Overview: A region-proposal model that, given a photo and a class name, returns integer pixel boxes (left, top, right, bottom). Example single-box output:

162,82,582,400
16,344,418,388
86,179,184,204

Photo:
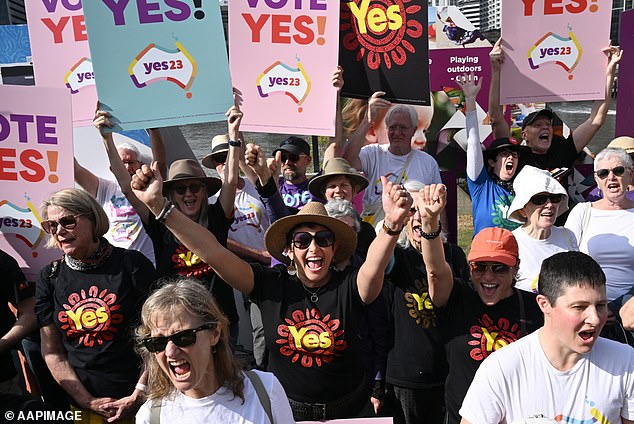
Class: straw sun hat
264,202,357,265
308,158,369,201
163,159,222,196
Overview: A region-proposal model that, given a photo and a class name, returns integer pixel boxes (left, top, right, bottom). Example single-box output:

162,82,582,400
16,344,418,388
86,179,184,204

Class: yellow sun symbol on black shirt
404,278,436,328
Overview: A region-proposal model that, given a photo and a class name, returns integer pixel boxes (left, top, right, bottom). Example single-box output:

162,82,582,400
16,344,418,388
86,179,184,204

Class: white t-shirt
135,370,295,424
460,331,634,424
513,226,578,293
359,144,441,218
96,178,155,266
565,203,634,301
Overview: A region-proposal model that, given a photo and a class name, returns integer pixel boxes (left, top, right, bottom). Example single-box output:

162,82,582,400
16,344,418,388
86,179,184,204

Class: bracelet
155,198,172,222
135,383,148,393
158,203,176,223
420,221,442,240
228,139,242,147
382,221,402,236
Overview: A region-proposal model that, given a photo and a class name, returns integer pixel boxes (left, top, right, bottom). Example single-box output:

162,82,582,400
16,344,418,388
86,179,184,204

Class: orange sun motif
58,285,123,348
341,0,423,70
276,308,347,368
468,314,522,361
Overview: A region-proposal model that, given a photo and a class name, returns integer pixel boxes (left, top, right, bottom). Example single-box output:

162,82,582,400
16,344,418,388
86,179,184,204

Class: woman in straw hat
408,183,543,424
507,165,578,293
130,159,413,420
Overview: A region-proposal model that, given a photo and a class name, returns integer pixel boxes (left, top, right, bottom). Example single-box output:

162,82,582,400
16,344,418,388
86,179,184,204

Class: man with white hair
74,130,160,265
342,92,442,228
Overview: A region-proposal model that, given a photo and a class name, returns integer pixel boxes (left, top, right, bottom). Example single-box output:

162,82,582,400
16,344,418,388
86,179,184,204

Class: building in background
0,0,25,24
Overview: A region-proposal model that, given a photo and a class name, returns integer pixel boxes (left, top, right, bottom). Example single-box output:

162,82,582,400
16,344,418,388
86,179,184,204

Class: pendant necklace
302,283,323,303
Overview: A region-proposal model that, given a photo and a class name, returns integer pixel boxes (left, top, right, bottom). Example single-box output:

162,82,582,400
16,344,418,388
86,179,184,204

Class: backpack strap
245,370,274,424
149,398,161,424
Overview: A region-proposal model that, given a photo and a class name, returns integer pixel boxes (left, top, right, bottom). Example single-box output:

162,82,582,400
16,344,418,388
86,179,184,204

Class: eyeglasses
281,152,305,163
595,166,626,179
41,214,87,234
141,323,217,353
291,230,335,250
122,160,140,166
212,153,227,164
173,183,204,195
470,262,512,274
529,193,565,205
497,150,518,159
387,124,413,133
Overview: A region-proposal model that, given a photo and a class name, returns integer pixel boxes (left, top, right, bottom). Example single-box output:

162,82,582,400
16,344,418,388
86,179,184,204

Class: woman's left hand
100,391,145,423
381,175,413,230
131,161,164,214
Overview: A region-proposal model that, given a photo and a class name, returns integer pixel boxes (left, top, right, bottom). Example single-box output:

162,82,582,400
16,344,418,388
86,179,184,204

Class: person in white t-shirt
135,279,295,424
460,251,634,424
507,166,578,293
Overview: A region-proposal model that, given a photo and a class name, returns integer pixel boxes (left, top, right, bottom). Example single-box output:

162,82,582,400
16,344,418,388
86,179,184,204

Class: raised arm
131,162,255,294
217,103,242,219
0,297,36,355
416,183,454,308
148,128,167,178
247,143,291,223
342,91,391,170
488,38,510,140
324,66,344,162
571,45,622,153
94,109,150,223
357,175,412,304
457,74,485,181
74,157,99,197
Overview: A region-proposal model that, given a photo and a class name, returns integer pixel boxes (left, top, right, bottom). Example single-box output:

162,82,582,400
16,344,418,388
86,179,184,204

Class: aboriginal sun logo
58,285,123,347
341,0,423,70
468,314,521,361
277,307,347,368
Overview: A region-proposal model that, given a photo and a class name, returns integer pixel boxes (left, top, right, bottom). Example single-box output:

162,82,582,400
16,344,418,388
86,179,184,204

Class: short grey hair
385,104,417,128
324,199,361,233
594,147,633,172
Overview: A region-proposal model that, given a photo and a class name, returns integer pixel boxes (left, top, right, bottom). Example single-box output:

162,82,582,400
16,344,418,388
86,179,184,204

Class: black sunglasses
529,193,565,205
141,323,217,353
41,214,87,234
281,152,303,163
173,183,204,195
470,262,512,274
595,166,626,179
212,153,227,164
291,230,335,250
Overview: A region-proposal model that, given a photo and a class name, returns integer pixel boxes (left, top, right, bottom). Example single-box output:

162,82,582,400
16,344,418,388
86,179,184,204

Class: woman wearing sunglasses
565,146,634,343
135,279,294,423
507,165,578,293
410,184,543,424
35,188,156,422
130,161,412,421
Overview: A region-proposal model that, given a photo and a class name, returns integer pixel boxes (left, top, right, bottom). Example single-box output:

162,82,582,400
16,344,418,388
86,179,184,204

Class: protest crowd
2,6,634,424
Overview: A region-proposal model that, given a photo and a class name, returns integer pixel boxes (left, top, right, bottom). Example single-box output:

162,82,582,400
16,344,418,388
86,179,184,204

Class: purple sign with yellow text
230,0,340,136
501,0,611,103
0,85,74,281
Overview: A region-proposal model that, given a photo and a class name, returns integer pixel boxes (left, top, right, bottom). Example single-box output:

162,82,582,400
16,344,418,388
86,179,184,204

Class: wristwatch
228,139,242,147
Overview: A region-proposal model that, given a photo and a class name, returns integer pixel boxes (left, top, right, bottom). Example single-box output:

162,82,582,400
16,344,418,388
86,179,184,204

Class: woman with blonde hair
135,279,294,423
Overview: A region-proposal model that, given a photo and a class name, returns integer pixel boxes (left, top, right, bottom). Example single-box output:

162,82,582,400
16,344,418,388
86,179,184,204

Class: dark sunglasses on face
141,323,217,353
41,214,87,234
470,262,512,274
212,153,227,164
595,166,626,179
173,183,204,195
529,193,565,205
280,152,303,163
291,230,335,250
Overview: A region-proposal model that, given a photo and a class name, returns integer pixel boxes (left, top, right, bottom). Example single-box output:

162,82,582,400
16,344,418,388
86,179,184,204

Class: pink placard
26,0,96,127
0,85,74,281
229,0,339,136
500,0,611,104
299,419,393,424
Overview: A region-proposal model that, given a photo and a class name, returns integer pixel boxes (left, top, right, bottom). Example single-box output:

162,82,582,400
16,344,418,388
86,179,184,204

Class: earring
287,259,297,276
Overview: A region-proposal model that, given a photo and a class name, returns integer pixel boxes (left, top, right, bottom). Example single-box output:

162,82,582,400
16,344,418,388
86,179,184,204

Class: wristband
382,221,402,236
420,221,442,240
158,203,176,224
135,383,148,393
154,197,170,220
228,139,242,147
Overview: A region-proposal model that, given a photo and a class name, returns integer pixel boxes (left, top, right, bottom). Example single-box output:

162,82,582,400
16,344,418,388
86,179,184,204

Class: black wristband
420,221,442,240
228,139,242,147
256,176,277,197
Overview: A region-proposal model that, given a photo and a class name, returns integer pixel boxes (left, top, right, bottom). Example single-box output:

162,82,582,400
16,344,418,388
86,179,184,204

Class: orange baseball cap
467,227,519,266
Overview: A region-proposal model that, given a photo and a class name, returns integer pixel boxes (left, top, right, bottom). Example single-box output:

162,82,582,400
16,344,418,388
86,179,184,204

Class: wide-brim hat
264,202,357,265
202,134,230,169
508,165,568,223
308,158,369,201
521,109,554,130
607,136,634,154
483,138,528,162
163,159,222,196
467,227,518,266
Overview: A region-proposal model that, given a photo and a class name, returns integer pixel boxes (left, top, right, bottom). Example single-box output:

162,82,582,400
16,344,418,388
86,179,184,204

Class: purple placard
616,9,633,137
